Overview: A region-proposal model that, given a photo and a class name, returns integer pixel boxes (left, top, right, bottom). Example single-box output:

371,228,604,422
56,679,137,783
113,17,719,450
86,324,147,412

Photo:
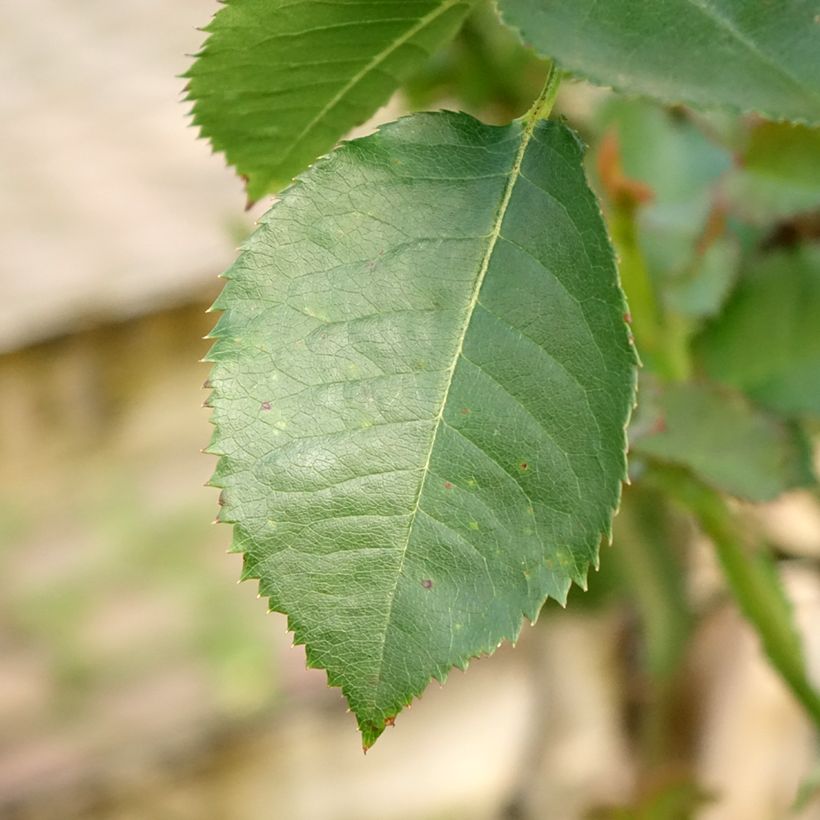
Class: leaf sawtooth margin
184,0,476,202
205,109,637,748
497,0,820,124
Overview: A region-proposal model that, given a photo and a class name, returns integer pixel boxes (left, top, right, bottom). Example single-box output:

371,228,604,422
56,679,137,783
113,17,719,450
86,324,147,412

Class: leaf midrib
369,105,548,700
269,0,471,184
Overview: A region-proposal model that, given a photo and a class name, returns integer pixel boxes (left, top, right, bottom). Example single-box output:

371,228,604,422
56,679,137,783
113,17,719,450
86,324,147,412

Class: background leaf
696,245,820,416
724,122,820,224
631,380,815,501
663,237,740,320
186,0,476,201
594,100,737,319
207,110,636,747
497,0,820,122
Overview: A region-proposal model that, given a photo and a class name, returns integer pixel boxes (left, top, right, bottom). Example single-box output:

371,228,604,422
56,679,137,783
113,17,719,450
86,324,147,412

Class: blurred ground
1,1,819,819
0,307,565,820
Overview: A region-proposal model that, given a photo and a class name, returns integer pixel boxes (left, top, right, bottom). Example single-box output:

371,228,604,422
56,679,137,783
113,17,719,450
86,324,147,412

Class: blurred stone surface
0,0,250,351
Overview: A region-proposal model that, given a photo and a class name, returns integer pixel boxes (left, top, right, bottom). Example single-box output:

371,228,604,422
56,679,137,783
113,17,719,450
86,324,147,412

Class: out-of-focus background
1,2,819,818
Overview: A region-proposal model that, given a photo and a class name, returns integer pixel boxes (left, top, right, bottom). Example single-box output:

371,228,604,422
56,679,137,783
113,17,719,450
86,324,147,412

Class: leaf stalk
524,62,562,124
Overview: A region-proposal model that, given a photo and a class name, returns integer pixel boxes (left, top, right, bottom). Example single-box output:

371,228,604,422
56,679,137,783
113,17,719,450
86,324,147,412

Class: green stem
614,488,690,684
610,205,664,364
523,62,562,125
609,204,692,381
612,486,692,770
663,311,694,383
654,467,820,728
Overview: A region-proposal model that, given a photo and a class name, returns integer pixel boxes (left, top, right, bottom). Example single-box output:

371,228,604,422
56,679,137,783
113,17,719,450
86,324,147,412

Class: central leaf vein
274,0,470,173
370,88,555,692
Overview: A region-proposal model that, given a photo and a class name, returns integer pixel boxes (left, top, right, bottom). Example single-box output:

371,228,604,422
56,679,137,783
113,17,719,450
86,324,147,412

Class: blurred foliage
589,776,712,819
402,5,820,812
793,761,820,814
632,379,814,502
725,122,820,225
696,246,820,416
0,309,281,746
403,1,549,122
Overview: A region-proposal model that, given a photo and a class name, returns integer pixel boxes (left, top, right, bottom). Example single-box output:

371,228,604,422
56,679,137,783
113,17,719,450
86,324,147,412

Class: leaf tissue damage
206,108,637,747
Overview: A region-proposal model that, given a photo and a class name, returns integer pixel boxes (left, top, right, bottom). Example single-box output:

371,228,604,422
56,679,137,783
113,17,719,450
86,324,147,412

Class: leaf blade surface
208,110,636,746
186,0,475,200
498,0,820,122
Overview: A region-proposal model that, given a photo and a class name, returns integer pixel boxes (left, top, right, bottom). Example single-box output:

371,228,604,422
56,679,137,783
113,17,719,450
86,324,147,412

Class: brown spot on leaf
421,579,433,589
443,481,453,490
261,401,272,411
384,715,396,727
460,407,471,415
519,462,528,471
623,312,632,324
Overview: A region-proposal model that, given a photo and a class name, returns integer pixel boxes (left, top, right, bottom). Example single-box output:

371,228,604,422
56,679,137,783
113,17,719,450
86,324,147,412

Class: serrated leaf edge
495,4,820,126
184,0,477,201
204,109,638,748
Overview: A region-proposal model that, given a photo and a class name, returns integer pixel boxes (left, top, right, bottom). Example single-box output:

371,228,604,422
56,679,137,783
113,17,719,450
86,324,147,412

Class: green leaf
497,0,820,122
601,102,730,209
186,0,476,202
696,246,820,416
207,108,636,747
664,236,740,319
725,122,820,224
632,380,814,502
